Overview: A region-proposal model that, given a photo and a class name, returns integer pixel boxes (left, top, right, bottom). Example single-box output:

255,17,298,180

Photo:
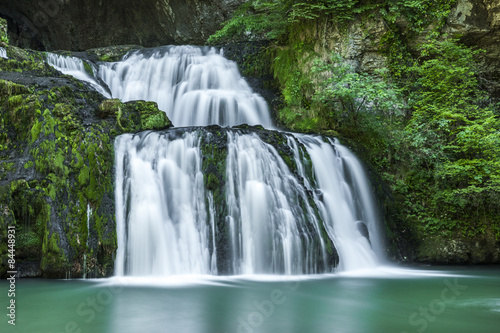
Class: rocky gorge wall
0,0,245,51
276,0,500,97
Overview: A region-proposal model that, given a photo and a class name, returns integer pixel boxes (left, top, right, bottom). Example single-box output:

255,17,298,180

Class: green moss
0,17,9,44
97,99,172,132
206,173,220,191
139,105,171,130
83,61,94,77
0,80,30,99
99,54,112,62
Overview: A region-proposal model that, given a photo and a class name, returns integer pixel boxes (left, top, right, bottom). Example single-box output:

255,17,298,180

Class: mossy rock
98,99,172,131
0,43,173,278
86,45,143,62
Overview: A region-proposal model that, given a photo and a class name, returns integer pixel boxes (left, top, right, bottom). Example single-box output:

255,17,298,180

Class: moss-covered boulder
0,46,172,278
86,45,143,62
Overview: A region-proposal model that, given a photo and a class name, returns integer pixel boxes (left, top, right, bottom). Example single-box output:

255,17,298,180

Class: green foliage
0,17,8,44
402,40,500,230
208,0,377,44
382,0,456,36
312,53,403,127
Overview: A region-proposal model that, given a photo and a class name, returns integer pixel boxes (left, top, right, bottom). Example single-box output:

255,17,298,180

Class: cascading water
45,53,111,98
298,136,384,271
47,46,271,127
83,204,92,279
225,132,331,274
114,131,213,276
99,46,271,127
46,47,385,276
0,47,7,59
113,127,383,276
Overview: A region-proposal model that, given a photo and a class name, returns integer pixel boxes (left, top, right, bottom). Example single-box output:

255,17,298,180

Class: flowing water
46,53,111,98
112,128,385,275
0,47,7,59
98,46,271,127
114,131,213,276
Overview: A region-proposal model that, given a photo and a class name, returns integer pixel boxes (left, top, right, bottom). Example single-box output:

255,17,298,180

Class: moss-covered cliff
0,43,171,278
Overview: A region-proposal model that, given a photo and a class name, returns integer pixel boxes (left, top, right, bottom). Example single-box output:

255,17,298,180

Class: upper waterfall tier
46,46,272,128
45,53,111,98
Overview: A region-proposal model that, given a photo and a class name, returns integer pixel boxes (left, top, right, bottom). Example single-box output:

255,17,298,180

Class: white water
114,129,383,275
0,47,7,59
45,53,111,98
225,132,329,274
114,131,214,276
298,136,383,271
46,46,271,127
99,46,271,127
83,204,92,279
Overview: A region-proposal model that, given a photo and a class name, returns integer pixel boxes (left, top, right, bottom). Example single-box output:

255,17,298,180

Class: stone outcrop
445,0,500,96
0,0,244,51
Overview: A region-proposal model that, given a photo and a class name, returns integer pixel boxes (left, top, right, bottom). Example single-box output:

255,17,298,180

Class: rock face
445,0,500,96
0,44,172,278
0,0,244,51
287,0,500,97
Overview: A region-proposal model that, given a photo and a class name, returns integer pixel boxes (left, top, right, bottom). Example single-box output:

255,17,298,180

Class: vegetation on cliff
210,0,500,262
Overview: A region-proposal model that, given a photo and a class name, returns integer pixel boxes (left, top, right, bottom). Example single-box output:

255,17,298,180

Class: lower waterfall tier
114,126,384,276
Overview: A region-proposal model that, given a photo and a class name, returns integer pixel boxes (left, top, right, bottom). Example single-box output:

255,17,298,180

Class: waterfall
46,46,385,276
46,46,271,127
298,136,383,271
114,131,214,276
98,46,271,127
45,53,111,98
83,204,92,279
0,47,7,59
114,128,383,275
225,132,331,274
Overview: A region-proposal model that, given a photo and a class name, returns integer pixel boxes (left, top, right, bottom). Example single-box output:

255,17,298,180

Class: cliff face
0,0,498,93
294,0,500,97
445,0,500,96
0,0,244,51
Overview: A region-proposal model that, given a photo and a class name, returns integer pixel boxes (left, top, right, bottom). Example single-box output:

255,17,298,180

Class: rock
444,0,500,97
0,0,245,51
85,45,143,62
417,234,500,264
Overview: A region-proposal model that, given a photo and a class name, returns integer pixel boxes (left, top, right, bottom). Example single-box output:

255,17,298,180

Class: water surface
2,266,499,333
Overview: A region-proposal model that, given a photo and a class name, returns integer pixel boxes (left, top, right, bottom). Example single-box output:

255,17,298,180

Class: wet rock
0,0,245,51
